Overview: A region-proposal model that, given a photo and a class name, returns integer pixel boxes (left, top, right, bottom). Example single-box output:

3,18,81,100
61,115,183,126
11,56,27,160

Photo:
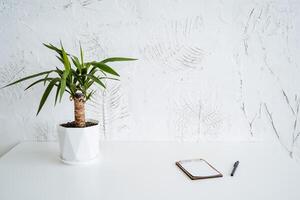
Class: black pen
230,161,239,176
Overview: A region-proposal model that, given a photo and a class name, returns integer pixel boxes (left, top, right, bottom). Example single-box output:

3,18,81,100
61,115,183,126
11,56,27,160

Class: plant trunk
74,93,86,127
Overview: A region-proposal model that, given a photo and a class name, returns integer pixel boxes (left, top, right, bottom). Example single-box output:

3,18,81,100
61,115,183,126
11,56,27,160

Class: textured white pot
57,120,100,165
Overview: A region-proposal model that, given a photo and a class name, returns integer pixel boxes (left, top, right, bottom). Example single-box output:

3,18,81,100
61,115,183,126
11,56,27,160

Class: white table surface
0,141,299,200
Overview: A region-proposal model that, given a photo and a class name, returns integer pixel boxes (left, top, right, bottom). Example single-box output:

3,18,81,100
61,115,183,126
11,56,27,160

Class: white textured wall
0,0,300,159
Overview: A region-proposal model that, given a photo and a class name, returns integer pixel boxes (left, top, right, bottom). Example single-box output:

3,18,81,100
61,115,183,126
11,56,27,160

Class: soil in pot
60,121,98,128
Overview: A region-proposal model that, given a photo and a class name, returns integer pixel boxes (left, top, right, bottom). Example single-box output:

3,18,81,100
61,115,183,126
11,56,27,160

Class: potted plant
2,42,136,164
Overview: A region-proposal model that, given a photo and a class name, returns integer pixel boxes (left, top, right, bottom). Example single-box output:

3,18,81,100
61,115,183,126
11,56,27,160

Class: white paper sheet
179,159,219,177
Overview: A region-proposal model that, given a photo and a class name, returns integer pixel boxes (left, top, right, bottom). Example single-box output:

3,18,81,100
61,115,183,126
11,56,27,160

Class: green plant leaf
43,43,72,56
71,56,82,73
55,67,63,77
90,62,120,76
86,90,96,101
43,73,49,86
69,82,76,95
61,46,71,71
43,43,62,54
36,78,59,115
1,70,54,89
85,80,94,90
80,43,84,68
59,44,71,101
56,56,64,64
54,83,61,106
84,62,92,69
80,65,88,84
101,57,137,63
25,77,54,91
82,74,106,89
59,69,70,101
99,77,120,81
71,69,83,85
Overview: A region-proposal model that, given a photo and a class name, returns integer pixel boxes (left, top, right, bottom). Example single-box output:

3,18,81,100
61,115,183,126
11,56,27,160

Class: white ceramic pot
57,120,100,165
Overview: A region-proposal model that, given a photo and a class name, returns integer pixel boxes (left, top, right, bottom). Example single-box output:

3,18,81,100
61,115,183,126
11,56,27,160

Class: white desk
0,141,299,200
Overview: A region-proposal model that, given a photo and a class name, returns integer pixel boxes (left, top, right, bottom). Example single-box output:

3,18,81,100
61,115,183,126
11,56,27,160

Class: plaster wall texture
0,0,300,160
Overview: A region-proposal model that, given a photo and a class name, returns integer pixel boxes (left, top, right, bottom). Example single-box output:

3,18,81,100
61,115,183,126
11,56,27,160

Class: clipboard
176,158,223,180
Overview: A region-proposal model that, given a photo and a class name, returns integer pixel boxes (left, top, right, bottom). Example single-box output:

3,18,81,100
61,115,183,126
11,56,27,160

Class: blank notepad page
179,159,219,177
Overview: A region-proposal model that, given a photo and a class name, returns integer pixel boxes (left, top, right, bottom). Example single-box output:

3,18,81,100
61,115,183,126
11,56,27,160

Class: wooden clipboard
176,158,223,180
